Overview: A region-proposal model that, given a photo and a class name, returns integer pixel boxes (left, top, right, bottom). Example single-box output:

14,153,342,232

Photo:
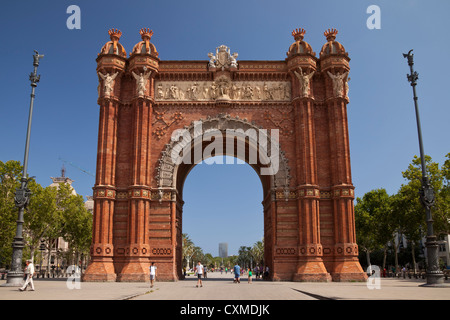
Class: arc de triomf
83,27,367,282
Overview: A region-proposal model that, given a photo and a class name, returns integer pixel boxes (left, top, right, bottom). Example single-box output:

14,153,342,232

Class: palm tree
238,246,252,269
182,233,194,270
251,240,264,267
191,246,204,267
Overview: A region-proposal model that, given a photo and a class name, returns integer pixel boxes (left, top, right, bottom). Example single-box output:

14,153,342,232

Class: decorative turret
129,28,160,98
96,29,127,100
319,28,347,58
286,28,317,99
319,28,350,101
99,29,127,58
130,28,159,57
287,28,315,57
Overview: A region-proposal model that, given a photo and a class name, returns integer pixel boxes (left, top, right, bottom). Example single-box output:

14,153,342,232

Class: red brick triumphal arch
83,27,367,282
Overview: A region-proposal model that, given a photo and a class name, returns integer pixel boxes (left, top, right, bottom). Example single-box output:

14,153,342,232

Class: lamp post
3,51,44,286
39,240,45,278
403,49,444,286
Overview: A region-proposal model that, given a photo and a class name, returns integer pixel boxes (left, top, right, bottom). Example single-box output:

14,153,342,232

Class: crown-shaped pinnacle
292,28,306,41
140,28,154,40
324,28,338,42
139,28,153,54
108,29,122,55
108,28,122,41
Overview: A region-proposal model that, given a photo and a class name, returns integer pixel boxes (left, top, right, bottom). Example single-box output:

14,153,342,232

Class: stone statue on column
230,52,238,68
294,68,314,97
208,52,216,68
98,71,118,97
132,68,152,96
345,77,350,101
327,71,348,98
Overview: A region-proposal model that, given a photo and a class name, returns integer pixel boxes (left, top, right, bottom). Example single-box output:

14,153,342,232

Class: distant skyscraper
219,243,228,258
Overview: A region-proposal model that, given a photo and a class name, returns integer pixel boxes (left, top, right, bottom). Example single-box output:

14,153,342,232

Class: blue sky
1,1,449,256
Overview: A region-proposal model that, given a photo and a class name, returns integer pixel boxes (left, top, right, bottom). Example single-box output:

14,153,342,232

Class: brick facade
82,28,367,282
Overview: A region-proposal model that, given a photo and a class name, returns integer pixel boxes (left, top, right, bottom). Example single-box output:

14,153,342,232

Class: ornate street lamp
3,51,44,286
403,49,444,286
39,239,46,278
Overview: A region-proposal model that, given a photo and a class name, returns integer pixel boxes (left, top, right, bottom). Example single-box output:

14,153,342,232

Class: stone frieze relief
155,80,291,102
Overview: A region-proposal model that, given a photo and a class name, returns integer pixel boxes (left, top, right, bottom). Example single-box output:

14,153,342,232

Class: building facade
83,27,367,282
38,168,94,275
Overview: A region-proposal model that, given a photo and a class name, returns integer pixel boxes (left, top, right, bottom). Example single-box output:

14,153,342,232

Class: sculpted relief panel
155,80,291,102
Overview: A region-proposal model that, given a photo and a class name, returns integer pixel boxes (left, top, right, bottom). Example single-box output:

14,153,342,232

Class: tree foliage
56,183,92,261
355,153,450,270
355,188,393,266
0,160,23,265
0,160,92,267
181,233,265,271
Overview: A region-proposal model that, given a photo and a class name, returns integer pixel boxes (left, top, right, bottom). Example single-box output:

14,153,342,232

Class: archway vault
156,114,291,280
83,28,367,283
156,114,291,199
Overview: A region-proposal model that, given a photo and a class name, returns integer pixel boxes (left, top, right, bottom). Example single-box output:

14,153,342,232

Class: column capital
331,185,355,199
296,185,320,199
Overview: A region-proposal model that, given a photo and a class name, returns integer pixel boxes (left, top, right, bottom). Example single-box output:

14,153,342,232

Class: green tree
191,246,204,266
57,183,92,265
250,240,264,267
441,153,450,232
182,233,195,270
23,181,59,263
203,253,214,269
393,154,450,271
238,246,252,268
402,155,449,233
355,188,393,269
1,160,93,270
0,160,24,267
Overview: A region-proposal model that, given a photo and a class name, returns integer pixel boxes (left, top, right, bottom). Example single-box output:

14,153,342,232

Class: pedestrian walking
149,262,157,288
233,263,240,283
264,266,269,280
248,268,252,283
254,266,259,279
196,261,204,287
19,260,35,291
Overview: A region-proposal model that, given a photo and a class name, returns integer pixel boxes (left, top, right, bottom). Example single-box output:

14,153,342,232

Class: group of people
196,262,270,286
16,259,270,292
18,260,159,292
252,265,270,280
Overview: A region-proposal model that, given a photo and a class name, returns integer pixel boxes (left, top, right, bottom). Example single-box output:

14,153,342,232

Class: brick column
83,98,119,281
293,97,331,281
315,28,366,281
327,97,366,281
117,97,153,281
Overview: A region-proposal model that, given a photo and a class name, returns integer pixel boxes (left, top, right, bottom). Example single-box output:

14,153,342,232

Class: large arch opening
152,114,292,280
181,155,264,275
169,125,282,280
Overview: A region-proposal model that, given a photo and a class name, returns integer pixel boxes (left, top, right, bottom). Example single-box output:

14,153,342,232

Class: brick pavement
1,271,449,301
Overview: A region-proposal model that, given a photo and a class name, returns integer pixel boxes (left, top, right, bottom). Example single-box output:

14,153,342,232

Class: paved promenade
1,271,449,301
